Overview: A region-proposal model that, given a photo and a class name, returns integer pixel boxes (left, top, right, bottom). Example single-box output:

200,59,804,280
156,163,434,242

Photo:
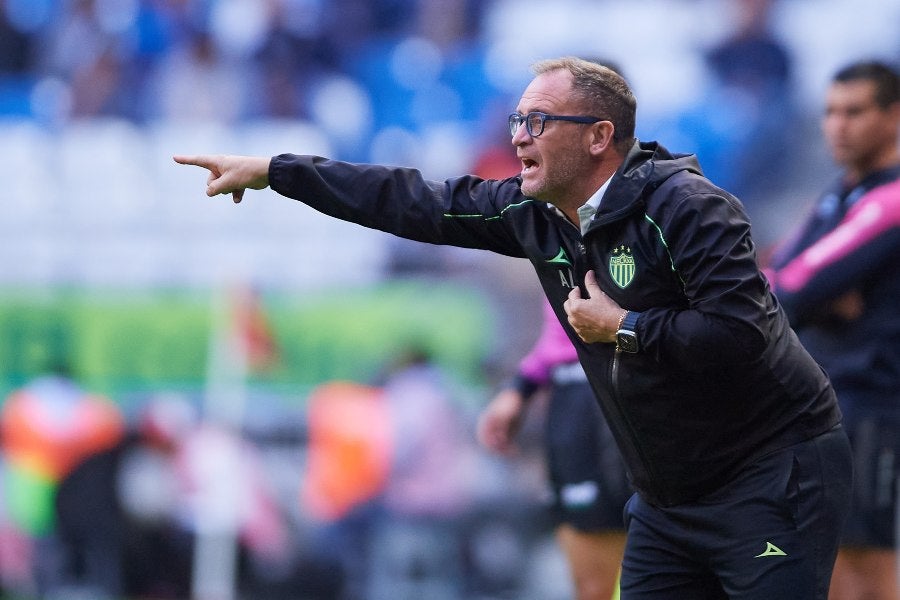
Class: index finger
173,154,217,169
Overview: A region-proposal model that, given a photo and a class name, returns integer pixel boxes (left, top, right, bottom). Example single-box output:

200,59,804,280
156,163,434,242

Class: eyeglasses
508,111,603,138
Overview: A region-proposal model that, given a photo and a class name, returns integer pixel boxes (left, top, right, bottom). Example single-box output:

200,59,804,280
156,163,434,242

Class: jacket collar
591,139,702,227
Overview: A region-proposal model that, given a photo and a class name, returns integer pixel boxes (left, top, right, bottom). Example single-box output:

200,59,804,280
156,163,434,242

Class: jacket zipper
580,227,664,504
608,346,664,502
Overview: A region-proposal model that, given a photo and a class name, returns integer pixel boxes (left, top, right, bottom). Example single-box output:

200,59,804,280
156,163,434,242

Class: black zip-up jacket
269,140,842,507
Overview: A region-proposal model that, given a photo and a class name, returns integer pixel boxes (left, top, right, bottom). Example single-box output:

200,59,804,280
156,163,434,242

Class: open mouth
521,158,538,173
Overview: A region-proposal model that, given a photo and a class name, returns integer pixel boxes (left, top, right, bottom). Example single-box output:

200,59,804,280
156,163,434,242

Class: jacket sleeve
766,180,900,326
639,180,772,369
268,154,528,258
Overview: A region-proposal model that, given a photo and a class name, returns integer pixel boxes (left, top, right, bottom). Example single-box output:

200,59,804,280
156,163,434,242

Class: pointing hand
173,154,271,204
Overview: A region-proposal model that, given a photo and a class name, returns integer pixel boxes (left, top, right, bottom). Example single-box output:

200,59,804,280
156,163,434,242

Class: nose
511,121,530,146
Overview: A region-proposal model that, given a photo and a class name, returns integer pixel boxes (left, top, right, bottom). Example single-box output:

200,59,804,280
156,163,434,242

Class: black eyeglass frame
508,111,603,138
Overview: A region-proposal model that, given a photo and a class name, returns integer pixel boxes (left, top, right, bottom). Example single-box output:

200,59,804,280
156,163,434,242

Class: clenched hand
564,270,626,344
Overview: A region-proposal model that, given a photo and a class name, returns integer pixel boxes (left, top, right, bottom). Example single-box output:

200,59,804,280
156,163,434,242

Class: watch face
616,331,638,353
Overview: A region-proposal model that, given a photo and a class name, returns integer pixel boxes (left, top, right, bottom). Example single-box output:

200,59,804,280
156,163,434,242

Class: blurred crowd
2,0,899,243
0,0,496,163
0,355,560,600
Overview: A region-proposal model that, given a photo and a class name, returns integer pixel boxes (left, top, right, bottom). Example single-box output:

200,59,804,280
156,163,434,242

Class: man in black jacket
175,56,852,599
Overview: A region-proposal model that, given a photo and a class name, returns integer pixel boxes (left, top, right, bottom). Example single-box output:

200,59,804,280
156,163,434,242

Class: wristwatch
616,311,641,354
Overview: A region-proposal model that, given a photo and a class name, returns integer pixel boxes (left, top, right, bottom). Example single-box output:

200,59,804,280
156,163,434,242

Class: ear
589,120,616,156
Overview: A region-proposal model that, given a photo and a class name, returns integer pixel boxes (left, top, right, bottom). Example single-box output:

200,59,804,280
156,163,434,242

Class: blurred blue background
0,0,899,599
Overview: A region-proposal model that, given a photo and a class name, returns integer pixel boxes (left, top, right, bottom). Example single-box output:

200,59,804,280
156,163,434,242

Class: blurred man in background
478,299,630,600
764,59,900,600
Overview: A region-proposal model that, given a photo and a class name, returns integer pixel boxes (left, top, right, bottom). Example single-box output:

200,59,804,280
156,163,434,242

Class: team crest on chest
609,245,635,289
